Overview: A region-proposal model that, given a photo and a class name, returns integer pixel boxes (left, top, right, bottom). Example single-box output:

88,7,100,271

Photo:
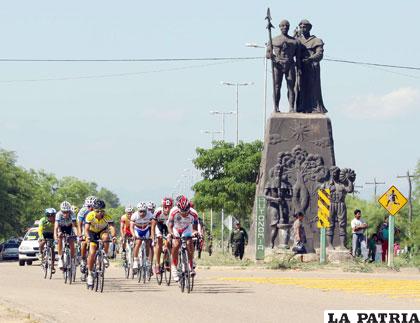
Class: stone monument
250,9,356,256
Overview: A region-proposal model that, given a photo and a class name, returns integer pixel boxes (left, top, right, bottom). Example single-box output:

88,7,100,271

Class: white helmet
147,201,156,210
125,205,134,213
60,201,72,212
137,202,147,212
84,196,97,207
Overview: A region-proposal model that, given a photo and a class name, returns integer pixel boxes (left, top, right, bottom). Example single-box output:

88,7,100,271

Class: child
375,236,383,263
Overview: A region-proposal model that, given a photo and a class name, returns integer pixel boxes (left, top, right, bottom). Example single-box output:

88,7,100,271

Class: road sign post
256,196,266,260
378,185,408,267
317,189,330,264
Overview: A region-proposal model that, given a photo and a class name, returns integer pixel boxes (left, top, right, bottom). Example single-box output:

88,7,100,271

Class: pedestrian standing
229,221,248,260
378,217,389,262
292,212,307,262
351,209,368,260
375,237,383,263
368,234,377,263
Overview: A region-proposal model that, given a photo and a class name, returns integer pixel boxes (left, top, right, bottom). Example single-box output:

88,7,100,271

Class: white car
0,241,19,261
18,228,40,266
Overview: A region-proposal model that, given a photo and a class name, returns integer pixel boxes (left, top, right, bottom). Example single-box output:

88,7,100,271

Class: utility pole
365,178,385,199
397,170,420,236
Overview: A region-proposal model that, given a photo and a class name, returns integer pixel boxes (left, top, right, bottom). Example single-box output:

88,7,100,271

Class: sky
0,1,419,205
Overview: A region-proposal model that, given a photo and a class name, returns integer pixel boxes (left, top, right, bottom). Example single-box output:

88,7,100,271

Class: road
0,261,419,323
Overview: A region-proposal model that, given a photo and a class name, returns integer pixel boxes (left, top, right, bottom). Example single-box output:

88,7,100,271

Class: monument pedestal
250,112,336,252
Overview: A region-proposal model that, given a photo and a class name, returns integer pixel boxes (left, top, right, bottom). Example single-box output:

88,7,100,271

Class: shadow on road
101,277,165,293
192,282,253,294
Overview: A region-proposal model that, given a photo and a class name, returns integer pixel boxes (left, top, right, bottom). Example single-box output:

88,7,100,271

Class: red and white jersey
130,211,155,229
154,207,169,223
168,207,198,231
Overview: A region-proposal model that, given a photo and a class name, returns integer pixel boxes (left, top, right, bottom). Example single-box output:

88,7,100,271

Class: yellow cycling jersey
85,211,114,233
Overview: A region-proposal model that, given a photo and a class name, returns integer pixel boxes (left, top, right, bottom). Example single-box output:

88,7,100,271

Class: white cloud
343,87,420,119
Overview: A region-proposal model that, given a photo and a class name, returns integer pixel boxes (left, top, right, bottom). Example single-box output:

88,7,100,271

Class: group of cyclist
37,194,203,287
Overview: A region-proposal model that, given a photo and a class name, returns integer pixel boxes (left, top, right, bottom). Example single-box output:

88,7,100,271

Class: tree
97,187,120,208
192,141,263,226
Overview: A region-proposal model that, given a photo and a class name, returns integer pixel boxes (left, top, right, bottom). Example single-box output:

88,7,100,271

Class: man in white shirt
351,209,368,259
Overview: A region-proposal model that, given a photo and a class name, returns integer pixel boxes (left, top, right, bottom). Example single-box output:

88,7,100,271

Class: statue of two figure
267,19,327,114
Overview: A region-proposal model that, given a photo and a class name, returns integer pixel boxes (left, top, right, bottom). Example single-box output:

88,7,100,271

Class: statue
324,167,356,250
266,19,300,113
296,19,327,113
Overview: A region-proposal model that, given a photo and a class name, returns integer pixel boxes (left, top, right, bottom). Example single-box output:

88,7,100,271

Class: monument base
315,248,352,263
250,112,336,252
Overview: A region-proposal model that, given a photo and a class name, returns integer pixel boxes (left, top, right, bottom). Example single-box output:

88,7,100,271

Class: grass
196,250,254,268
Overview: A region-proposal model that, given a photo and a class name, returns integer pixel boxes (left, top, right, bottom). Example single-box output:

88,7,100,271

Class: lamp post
221,81,253,145
201,130,222,147
246,43,268,138
209,110,235,141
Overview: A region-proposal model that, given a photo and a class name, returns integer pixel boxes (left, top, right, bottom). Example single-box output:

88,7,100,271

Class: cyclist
167,195,199,282
120,205,134,260
147,201,156,214
77,196,96,274
54,201,77,270
85,199,117,287
152,197,173,274
130,202,155,272
38,208,57,273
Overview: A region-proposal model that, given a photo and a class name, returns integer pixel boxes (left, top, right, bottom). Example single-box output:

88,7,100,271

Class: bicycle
41,239,55,280
62,234,76,285
135,236,151,284
122,236,134,279
79,237,89,283
155,236,172,286
87,239,111,293
177,236,192,293
194,235,204,259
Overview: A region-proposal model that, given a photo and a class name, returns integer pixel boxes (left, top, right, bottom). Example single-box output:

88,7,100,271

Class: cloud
343,87,420,119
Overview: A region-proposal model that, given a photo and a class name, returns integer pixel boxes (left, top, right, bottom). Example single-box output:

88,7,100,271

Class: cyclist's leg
101,231,110,254
182,227,194,271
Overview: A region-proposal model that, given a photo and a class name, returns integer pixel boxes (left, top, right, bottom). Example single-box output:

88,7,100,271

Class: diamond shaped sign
378,185,408,216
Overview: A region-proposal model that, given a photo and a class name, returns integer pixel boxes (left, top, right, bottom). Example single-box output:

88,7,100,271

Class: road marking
219,277,420,301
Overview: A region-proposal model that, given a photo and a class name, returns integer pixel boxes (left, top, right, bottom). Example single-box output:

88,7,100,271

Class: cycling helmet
125,205,134,213
147,201,156,210
137,202,147,212
93,199,106,210
60,201,72,212
176,195,190,212
71,205,79,214
162,197,174,208
84,196,97,207
45,208,57,216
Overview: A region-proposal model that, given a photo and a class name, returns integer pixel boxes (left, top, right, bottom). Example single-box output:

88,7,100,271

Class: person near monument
230,221,248,260
378,216,389,262
266,19,300,112
292,212,307,262
325,167,355,250
296,19,327,113
351,209,368,259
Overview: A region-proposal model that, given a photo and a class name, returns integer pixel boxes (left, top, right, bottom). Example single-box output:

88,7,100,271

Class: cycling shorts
155,222,168,238
173,225,192,238
42,232,54,240
124,230,133,238
134,226,150,239
88,229,108,246
58,225,73,236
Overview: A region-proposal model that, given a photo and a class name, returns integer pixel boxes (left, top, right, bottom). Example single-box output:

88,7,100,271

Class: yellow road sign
317,188,330,228
378,185,408,216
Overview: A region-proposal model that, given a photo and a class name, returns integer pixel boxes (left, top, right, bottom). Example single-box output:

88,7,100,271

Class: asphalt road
0,261,419,323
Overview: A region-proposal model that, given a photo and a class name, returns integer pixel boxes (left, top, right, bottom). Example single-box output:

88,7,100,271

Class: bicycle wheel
186,271,191,293
94,254,101,292
98,257,105,293
137,265,142,283
72,259,77,282
124,259,130,279
42,249,48,279
48,247,53,280
191,273,194,291
180,273,185,293
68,255,73,285
156,261,163,285
63,251,69,284
163,249,171,286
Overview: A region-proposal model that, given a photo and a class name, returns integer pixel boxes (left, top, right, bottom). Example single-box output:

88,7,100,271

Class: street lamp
246,42,268,139
221,81,253,145
209,110,235,141
201,129,222,147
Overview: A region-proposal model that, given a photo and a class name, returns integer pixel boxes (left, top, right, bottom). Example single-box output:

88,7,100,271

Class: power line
0,56,262,62
324,56,420,71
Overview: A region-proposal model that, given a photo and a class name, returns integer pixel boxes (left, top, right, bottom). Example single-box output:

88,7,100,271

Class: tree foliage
0,147,121,240
192,141,263,225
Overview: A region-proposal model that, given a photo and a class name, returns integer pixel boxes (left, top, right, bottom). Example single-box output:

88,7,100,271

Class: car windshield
25,231,39,241
5,243,19,248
